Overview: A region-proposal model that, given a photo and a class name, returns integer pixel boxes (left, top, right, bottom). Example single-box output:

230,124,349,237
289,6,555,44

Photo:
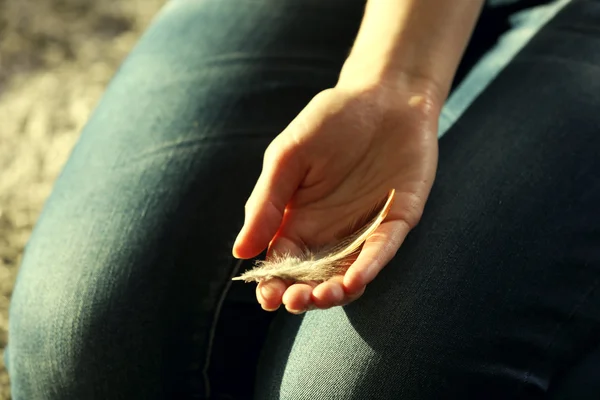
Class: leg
6,0,563,398
256,1,600,398
6,1,367,398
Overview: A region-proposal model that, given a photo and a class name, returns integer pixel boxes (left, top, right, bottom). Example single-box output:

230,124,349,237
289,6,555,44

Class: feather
232,188,396,283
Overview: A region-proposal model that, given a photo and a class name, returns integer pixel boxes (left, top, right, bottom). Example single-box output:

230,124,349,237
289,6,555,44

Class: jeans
6,0,600,398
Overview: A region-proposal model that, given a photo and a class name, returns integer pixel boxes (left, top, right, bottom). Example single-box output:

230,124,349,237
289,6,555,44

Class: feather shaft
232,189,396,283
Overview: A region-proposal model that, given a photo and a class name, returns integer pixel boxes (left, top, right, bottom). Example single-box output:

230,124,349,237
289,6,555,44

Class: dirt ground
0,0,165,397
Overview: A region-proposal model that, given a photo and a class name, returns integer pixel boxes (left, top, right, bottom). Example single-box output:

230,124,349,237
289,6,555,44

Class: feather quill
232,188,396,283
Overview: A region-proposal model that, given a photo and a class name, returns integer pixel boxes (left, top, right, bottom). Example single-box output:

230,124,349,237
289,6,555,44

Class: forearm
339,0,485,105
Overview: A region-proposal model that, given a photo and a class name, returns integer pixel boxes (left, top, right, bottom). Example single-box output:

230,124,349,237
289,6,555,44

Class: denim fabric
6,2,368,398
6,0,600,399
439,0,571,135
257,1,600,398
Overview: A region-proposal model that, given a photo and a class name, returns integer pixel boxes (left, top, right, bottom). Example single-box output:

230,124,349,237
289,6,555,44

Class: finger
340,284,367,306
258,236,304,311
282,283,315,314
343,219,411,294
256,278,289,311
232,137,305,259
312,276,345,309
267,234,305,259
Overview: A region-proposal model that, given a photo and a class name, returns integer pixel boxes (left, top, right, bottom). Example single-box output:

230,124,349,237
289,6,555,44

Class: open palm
233,85,439,313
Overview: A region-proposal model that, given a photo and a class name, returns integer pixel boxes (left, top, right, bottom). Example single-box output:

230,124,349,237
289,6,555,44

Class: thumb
232,138,305,259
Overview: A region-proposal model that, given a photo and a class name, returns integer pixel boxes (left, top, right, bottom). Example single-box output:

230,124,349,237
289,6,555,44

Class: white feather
232,189,396,283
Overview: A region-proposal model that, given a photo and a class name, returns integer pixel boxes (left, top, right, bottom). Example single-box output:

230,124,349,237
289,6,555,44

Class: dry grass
0,0,165,397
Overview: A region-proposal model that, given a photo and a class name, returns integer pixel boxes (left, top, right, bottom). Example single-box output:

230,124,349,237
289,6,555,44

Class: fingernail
243,205,252,224
343,271,364,293
232,229,244,255
260,285,273,299
286,307,305,315
261,303,280,312
342,275,353,291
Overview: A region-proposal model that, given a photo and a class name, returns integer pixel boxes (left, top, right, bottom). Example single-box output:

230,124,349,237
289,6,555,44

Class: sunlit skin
234,85,439,313
233,0,485,313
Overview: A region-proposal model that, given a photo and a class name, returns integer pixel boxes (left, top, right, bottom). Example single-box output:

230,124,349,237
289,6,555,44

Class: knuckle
263,136,292,165
263,140,279,162
399,192,425,229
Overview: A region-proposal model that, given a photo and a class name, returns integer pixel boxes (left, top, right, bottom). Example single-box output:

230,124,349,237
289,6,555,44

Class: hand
232,80,440,313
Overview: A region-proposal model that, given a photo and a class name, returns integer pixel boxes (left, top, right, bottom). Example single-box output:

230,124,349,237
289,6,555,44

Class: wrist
337,0,484,114
336,61,445,118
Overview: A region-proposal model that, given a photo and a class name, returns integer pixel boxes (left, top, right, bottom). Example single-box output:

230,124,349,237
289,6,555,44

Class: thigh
6,1,366,399
256,1,600,399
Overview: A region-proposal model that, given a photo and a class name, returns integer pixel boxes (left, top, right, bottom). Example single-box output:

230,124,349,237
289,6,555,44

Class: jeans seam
201,257,245,399
515,275,600,395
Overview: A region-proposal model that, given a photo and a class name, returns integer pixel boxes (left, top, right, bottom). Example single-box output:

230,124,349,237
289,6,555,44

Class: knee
7,219,171,399
256,306,523,399
7,233,143,399
7,265,89,399
256,308,386,399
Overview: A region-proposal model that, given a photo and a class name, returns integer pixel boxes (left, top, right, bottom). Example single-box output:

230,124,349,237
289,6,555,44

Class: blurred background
0,0,165,397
